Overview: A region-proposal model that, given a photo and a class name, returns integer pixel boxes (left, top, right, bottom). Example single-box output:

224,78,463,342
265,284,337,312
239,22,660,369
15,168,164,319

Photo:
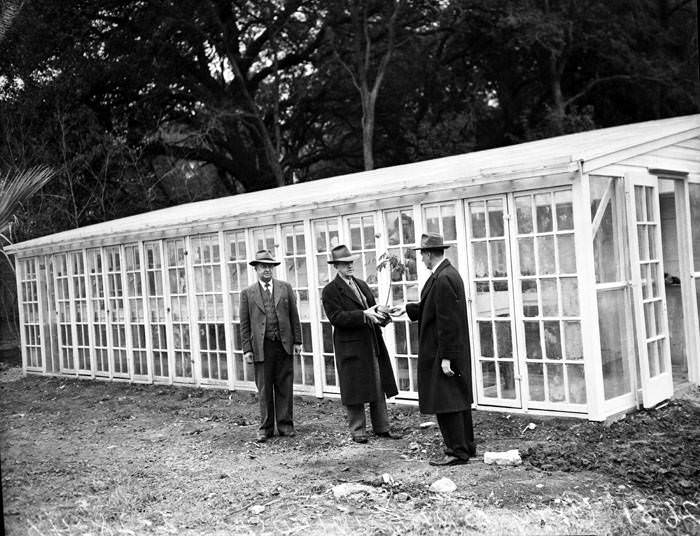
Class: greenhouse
6,114,700,421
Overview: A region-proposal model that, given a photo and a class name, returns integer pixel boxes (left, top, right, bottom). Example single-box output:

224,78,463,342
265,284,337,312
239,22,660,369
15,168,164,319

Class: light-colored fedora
249,249,281,266
327,244,359,264
412,232,451,251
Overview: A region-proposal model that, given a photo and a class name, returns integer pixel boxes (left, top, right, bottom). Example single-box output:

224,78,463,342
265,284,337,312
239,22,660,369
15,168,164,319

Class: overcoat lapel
420,273,436,301
273,278,283,306
335,275,365,308
252,283,265,312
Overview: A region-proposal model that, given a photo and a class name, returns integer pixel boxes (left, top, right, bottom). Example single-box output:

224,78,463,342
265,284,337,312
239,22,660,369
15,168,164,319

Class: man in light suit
322,244,402,443
393,233,475,466
240,249,303,442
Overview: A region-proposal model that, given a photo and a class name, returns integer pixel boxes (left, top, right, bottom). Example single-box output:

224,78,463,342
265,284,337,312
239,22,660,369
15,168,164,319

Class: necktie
264,283,272,299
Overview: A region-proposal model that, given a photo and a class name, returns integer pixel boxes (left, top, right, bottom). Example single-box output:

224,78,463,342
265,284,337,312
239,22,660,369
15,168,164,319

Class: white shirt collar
260,279,273,292
430,257,448,273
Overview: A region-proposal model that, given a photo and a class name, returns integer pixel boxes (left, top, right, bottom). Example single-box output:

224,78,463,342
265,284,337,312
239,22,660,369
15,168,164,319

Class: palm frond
0,165,55,240
0,0,24,43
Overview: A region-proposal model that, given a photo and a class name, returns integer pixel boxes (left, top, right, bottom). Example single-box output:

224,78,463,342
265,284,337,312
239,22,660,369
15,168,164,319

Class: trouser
344,351,389,438
253,339,294,436
436,408,476,460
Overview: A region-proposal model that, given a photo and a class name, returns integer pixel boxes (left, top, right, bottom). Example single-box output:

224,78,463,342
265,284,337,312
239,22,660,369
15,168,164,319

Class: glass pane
524,321,542,359
657,339,668,374
540,279,558,316
647,340,659,376
555,190,573,231
493,280,509,317
424,206,440,234
443,205,457,240
395,324,407,354
522,279,538,317
397,357,410,391
544,321,562,360
516,196,533,234
495,321,512,358
479,321,494,357
558,235,576,274
499,362,516,399
527,363,544,401
490,240,507,277
473,242,488,278
560,278,579,316
567,364,586,404
322,323,333,353
597,288,632,399
538,236,556,274
487,199,504,237
645,187,655,222
518,238,535,276
564,321,583,360
482,361,497,396
409,322,418,354
690,184,700,271
635,186,646,221
644,301,657,338
304,355,314,384
475,281,491,316
385,211,400,245
547,364,565,402
648,224,657,259
402,213,415,244
638,225,649,261
302,323,312,353
470,203,486,239
535,193,553,232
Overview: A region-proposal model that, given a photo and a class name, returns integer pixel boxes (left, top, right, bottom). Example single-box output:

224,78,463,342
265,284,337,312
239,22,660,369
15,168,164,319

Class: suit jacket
406,259,472,413
239,278,302,362
321,275,398,405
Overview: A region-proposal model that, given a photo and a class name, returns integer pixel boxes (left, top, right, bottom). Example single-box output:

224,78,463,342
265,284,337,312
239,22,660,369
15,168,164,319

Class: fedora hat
412,232,451,251
327,244,359,264
249,249,281,266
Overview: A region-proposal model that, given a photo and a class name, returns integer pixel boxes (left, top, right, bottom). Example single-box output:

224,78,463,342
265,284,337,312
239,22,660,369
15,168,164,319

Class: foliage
376,251,407,304
0,0,697,241
0,165,54,247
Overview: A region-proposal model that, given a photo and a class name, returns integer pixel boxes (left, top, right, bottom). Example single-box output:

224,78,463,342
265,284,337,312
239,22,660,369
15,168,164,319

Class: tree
327,0,404,171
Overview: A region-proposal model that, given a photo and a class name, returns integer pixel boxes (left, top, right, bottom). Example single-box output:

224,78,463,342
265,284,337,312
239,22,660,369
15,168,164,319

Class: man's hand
441,359,454,377
389,305,406,317
244,352,254,364
363,306,384,324
293,344,303,356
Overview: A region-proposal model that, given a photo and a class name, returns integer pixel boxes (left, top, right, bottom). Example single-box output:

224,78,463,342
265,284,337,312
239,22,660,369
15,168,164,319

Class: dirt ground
1,363,699,536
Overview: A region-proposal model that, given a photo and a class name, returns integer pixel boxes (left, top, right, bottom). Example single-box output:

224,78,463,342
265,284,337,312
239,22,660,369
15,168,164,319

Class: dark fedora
249,249,281,266
327,244,359,264
412,232,451,251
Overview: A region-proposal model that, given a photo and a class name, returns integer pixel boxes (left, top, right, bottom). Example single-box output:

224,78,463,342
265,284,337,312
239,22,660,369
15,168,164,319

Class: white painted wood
35,256,48,374
137,240,154,383
15,257,28,373
218,230,235,392
119,244,134,381
625,171,674,407
184,235,200,387
7,116,698,257
674,180,700,384
101,247,114,380
575,173,604,420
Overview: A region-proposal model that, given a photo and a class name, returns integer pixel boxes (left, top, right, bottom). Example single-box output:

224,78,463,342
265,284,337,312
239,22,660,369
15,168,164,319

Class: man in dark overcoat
321,244,401,443
240,249,303,442
393,233,475,465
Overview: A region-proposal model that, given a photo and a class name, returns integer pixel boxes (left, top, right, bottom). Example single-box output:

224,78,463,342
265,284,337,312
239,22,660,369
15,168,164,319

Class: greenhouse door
626,172,674,408
465,196,521,408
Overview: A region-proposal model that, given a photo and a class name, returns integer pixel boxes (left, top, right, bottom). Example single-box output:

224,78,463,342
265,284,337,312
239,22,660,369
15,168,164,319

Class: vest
261,283,280,340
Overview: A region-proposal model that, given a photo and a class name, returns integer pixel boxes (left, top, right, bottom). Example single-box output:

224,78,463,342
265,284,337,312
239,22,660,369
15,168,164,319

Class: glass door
312,217,341,394
466,197,520,408
513,189,587,411
165,238,195,383
626,173,673,407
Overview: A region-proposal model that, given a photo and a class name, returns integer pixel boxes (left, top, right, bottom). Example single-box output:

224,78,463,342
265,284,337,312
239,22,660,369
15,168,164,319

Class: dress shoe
429,455,469,466
376,430,403,439
256,433,271,443
279,430,296,438
352,435,368,444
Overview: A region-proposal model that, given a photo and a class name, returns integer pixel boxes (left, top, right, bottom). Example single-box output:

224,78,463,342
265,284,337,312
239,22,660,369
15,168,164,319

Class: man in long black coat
394,233,475,465
321,244,401,443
